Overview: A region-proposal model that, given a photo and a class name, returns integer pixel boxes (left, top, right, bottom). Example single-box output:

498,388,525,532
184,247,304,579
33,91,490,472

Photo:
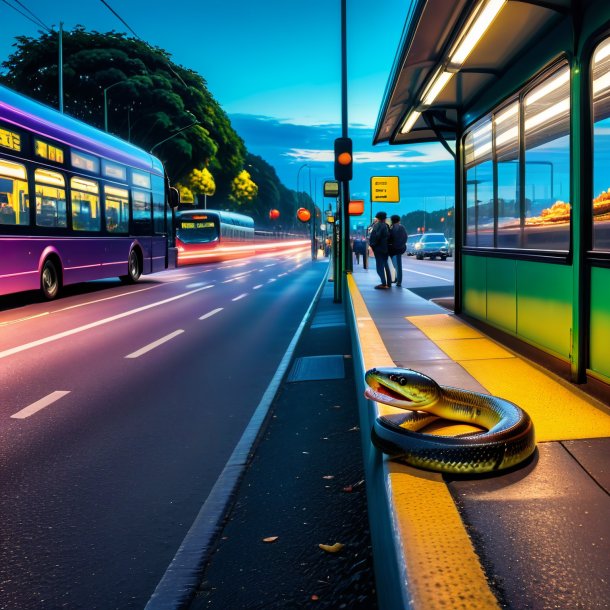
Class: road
0,247,326,610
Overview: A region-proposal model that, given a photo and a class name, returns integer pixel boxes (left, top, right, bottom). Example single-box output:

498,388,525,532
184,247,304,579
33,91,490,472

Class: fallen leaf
322,475,334,480
262,536,279,543
319,542,344,553
348,426,360,432
342,485,353,493
311,594,319,601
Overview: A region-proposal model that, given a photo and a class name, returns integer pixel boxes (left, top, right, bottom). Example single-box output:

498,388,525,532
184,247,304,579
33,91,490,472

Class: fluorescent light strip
422,70,454,106
526,69,570,106
524,97,570,131
449,0,507,66
400,110,421,134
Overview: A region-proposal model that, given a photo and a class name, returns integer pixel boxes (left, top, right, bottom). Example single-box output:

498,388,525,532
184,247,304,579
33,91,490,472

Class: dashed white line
11,391,71,419
253,284,263,290
0,284,213,361
277,273,288,277
125,330,185,359
232,293,248,302
268,278,277,283
199,308,223,320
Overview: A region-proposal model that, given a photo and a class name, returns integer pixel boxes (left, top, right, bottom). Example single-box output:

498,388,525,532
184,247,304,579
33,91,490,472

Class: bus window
132,189,152,231
35,169,67,228
71,177,100,231
104,185,129,233
0,158,29,226
592,37,610,251
152,174,165,234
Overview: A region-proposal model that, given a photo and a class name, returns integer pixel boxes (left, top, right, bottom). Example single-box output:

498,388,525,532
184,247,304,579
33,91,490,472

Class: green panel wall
590,267,610,380
462,255,487,320
516,261,573,359
486,258,517,333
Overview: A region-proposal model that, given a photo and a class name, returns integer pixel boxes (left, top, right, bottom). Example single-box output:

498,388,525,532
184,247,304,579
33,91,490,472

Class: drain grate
287,355,346,382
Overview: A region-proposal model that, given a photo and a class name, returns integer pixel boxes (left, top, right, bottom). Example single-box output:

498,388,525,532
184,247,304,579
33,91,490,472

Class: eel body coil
364,367,536,474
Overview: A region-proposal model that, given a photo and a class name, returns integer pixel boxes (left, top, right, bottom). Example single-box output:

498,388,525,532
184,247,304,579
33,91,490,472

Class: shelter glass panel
495,102,520,248
523,65,570,251
592,37,610,251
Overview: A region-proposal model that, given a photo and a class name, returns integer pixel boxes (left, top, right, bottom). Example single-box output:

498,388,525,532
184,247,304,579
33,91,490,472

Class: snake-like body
364,367,536,474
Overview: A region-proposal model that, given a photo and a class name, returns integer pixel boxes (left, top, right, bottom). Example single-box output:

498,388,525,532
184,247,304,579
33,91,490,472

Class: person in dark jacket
368,211,392,289
389,214,407,287
353,236,367,264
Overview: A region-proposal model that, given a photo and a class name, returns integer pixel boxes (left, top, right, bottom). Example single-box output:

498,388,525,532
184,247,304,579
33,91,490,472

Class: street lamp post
297,163,316,260
104,80,129,133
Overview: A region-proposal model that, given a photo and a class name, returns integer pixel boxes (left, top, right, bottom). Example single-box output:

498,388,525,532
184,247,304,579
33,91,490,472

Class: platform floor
349,261,610,610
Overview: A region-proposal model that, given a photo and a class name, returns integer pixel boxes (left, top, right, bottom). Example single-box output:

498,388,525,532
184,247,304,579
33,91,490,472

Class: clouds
230,113,456,214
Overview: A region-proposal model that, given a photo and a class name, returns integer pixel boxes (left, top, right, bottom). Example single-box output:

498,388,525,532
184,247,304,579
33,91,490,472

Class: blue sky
0,0,454,218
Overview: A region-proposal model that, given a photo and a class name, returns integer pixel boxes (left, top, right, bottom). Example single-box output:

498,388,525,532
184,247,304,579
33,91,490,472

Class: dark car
406,234,422,256
414,233,450,260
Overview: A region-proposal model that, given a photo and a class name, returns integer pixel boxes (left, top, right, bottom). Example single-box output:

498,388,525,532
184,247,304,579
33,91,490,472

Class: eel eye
399,377,407,385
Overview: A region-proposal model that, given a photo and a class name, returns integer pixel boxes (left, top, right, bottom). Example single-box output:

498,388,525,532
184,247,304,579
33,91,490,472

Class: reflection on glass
523,65,570,251
592,37,610,251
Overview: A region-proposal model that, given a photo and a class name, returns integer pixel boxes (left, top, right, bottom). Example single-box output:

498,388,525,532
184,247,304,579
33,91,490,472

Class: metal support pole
340,0,351,279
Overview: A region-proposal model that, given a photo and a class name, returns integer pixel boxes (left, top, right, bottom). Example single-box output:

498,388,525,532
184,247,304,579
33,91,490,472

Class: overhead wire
1,0,52,32
98,0,190,91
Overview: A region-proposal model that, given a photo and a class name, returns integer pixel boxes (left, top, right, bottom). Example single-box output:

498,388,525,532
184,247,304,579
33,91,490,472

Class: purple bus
0,84,178,299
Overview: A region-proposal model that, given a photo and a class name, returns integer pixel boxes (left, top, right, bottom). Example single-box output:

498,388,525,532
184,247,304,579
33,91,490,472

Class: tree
187,167,216,196
0,28,245,189
230,170,258,205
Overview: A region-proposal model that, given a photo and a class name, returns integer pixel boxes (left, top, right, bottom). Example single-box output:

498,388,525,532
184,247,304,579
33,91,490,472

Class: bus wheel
41,258,61,300
122,248,141,283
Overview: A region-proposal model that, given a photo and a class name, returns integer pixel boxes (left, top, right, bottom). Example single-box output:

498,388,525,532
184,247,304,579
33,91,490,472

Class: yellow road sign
371,176,400,202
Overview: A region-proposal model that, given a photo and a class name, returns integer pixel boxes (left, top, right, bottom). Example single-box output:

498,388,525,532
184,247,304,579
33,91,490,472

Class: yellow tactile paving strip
347,276,500,610
407,314,610,442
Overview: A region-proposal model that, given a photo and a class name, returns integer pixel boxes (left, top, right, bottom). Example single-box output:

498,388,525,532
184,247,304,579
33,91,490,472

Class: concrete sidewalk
348,262,610,610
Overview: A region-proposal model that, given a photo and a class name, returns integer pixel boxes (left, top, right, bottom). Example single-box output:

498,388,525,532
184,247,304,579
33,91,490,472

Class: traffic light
334,137,353,181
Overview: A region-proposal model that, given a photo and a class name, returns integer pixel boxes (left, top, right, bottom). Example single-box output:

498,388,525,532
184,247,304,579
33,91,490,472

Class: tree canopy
0,27,245,194
1,28,309,227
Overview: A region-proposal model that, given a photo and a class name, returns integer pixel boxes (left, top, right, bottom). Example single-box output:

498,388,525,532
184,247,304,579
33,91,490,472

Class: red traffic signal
269,209,280,220
334,137,352,181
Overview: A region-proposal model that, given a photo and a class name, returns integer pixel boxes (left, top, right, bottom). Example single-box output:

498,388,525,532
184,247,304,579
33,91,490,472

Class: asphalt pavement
188,278,377,609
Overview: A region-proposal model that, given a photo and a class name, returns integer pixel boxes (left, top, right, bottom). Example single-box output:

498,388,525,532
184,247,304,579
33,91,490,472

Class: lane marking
221,279,235,284
264,263,276,268
406,268,452,282
199,308,223,320
268,278,276,283
125,330,184,359
0,285,213,361
232,293,247,302
11,391,71,419
253,284,263,290
277,272,288,277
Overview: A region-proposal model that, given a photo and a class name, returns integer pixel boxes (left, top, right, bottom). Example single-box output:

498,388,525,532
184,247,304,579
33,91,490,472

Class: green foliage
401,208,454,237
0,27,245,187
187,167,216,196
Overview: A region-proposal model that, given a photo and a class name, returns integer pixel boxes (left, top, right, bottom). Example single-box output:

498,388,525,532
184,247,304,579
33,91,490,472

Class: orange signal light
337,152,352,165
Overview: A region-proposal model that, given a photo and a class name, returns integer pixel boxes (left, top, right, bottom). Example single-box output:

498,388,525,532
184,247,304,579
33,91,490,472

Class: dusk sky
0,0,455,221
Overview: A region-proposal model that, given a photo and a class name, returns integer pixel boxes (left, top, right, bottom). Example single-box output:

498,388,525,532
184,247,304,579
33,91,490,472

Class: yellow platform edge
347,276,501,610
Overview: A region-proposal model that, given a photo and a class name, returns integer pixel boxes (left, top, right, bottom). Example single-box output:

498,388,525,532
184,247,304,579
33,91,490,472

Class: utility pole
58,22,64,113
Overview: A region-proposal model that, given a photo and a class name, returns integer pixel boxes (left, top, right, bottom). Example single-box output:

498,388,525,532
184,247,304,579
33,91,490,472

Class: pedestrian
389,214,407,287
368,211,392,289
353,236,366,264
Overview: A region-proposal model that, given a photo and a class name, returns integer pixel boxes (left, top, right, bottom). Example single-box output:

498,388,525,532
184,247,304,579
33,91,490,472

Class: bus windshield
176,215,219,243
